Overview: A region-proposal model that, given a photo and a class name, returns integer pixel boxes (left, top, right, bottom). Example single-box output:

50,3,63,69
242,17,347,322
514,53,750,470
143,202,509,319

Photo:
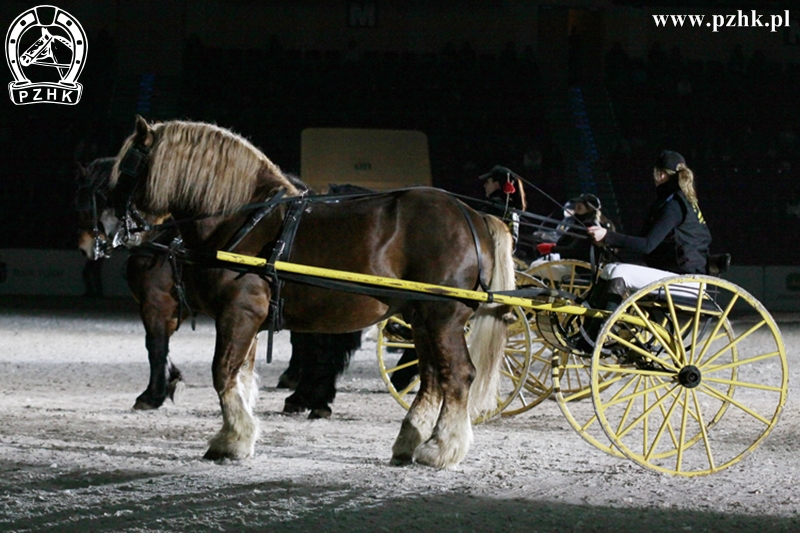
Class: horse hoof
390,454,413,466
168,379,185,404
202,448,235,461
282,400,307,414
308,408,332,419
132,398,159,410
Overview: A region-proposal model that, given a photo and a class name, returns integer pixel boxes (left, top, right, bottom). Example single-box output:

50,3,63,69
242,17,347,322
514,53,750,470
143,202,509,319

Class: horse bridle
76,167,113,259
111,141,152,249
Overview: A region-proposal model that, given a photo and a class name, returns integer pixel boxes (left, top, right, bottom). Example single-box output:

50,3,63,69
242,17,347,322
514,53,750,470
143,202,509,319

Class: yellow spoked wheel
526,260,613,429
500,270,558,415
552,350,624,457
376,315,418,410
590,275,788,476
525,259,595,394
376,306,534,423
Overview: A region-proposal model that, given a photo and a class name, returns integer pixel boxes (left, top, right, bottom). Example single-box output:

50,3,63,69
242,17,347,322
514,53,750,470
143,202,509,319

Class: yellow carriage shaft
215,250,644,322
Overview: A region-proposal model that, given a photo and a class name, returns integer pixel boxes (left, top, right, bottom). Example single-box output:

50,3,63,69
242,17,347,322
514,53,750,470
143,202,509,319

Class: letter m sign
349,2,376,27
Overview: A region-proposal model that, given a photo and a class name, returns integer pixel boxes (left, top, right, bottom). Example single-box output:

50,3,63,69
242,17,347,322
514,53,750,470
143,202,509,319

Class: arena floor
1,296,799,532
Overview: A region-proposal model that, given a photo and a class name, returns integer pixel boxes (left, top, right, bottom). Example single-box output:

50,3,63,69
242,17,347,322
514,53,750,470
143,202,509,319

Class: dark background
1,0,798,265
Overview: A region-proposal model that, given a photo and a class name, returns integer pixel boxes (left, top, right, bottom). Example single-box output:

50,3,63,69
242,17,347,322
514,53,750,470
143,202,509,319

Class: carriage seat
642,284,721,313
706,253,731,277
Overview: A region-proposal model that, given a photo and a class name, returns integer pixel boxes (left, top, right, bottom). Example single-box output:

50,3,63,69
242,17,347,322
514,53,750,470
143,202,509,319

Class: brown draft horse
76,157,187,409
76,158,361,417
110,117,514,468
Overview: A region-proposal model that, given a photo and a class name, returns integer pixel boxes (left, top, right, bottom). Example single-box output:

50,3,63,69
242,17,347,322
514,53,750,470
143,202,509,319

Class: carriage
96,116,787,477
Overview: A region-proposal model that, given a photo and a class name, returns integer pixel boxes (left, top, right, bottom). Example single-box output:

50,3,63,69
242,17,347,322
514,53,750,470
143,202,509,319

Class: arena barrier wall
0,250,798,312
0,249,130,297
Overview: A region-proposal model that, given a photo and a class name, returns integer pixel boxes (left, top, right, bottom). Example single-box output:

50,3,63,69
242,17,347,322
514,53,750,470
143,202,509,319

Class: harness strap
114,143,150,219
454,200,491,295
222,189,287,252
166,236,197,331
262,198,308,363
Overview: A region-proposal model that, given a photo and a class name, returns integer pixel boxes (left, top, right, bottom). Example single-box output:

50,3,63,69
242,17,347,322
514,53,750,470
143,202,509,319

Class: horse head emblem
5,5,87,105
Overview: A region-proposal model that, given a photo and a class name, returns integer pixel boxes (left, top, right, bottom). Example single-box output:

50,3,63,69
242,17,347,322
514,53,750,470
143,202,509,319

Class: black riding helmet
571,193,601,212
654,150,686,172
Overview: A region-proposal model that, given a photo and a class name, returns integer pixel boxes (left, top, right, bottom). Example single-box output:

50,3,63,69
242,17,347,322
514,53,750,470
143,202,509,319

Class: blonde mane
111,120,297,215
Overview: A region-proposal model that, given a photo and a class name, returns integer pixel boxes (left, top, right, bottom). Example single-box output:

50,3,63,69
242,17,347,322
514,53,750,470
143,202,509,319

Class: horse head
109,115,300,248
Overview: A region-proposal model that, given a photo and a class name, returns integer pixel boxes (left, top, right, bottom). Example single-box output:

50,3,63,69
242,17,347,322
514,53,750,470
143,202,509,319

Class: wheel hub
677,365,702,388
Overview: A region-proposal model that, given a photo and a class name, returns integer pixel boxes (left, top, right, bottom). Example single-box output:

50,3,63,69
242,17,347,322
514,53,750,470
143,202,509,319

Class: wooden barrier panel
300,128,431,192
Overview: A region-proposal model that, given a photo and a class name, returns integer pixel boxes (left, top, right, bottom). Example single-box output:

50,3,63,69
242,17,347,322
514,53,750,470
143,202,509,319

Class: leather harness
113,141,501,362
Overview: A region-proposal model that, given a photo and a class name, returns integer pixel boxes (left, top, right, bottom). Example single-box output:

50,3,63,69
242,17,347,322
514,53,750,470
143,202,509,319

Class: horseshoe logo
5,5,87,105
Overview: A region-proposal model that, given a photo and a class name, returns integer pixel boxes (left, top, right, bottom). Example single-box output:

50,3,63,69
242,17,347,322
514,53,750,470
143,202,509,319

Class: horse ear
134,114,153,147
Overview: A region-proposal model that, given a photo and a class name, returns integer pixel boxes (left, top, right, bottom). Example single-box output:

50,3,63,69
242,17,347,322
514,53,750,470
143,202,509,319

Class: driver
578,151,713,350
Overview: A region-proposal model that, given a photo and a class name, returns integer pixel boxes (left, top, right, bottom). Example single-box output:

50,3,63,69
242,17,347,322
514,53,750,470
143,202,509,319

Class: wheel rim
496,270,556,416
376,315,419,410
591,275,788,476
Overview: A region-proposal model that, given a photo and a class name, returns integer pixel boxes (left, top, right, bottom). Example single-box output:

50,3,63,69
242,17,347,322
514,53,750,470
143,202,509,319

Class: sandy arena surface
0,296,799,533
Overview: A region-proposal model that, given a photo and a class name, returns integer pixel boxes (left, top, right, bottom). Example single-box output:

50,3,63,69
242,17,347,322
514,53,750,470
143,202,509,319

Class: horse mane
111,120,298,215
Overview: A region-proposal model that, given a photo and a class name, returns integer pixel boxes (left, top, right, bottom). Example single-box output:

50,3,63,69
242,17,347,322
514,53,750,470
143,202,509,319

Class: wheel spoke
693,294,737,366
629,302,681,365
609,382,680,438
398,378,420,398
649,376,682,450
690,388,715,471
384,359,419,374
595,363,675,379
700,320,767,369
663,284,693,365
641,382,683,461
698,383,772,425
616,375,645,439
703,375,784,393
606,332,679,372
702,350,782,375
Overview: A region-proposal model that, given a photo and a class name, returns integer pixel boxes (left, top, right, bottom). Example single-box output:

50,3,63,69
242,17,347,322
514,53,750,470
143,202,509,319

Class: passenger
551,193,615,262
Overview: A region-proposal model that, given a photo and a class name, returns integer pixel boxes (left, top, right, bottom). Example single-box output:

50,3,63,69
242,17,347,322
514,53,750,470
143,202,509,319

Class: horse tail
467,214,515,419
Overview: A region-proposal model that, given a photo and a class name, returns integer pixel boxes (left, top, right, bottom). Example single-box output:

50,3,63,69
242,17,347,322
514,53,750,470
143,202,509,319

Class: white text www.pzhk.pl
653,10,790,32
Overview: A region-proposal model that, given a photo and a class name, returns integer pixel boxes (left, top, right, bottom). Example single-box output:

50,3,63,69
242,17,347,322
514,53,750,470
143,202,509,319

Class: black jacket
604,181,711,274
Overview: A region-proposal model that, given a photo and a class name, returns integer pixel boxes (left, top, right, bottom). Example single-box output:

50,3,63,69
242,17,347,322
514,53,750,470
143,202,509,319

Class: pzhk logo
5,5,87,105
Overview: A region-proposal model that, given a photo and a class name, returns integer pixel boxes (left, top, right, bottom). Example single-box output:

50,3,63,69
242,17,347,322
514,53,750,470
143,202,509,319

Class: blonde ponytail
675,164,697,205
